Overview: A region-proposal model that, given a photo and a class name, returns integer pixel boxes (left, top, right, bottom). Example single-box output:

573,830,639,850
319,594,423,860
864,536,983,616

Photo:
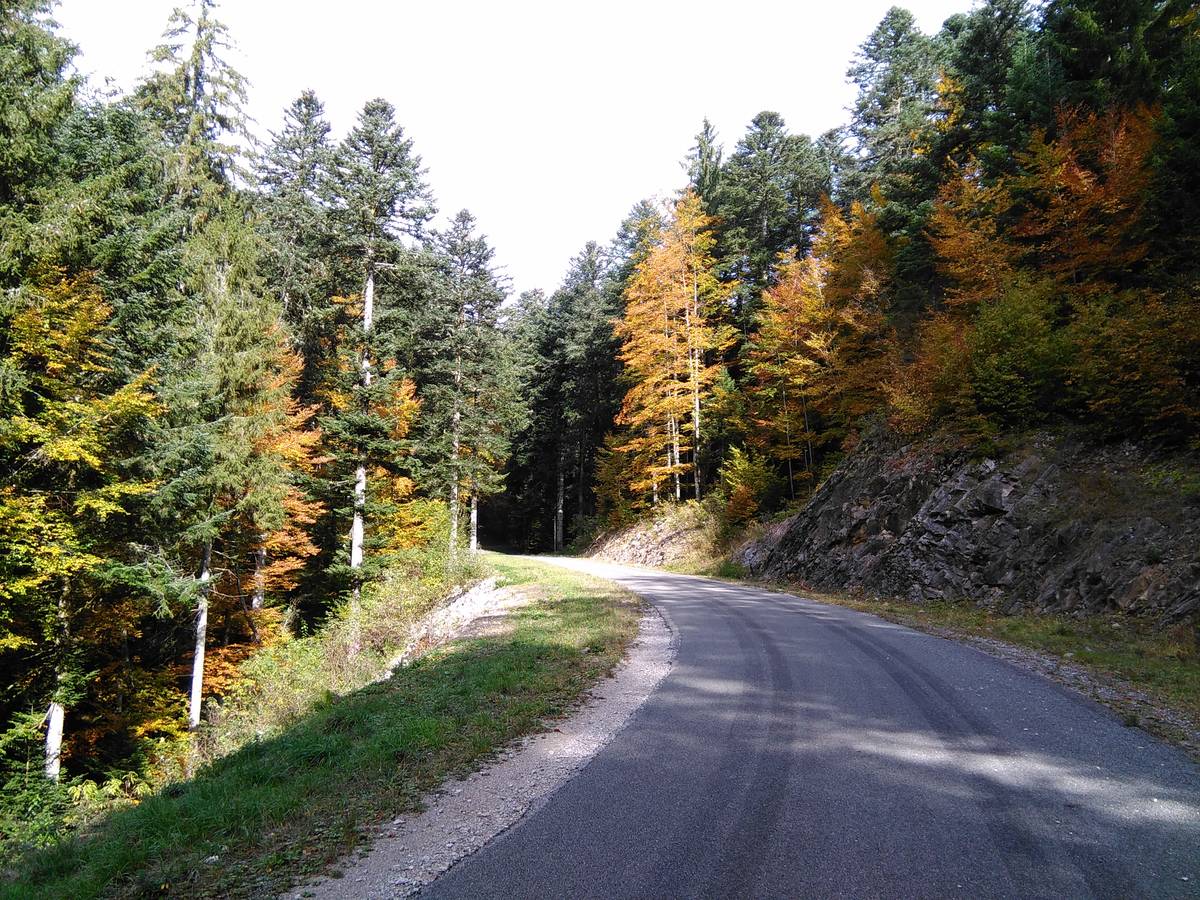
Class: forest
2,0,1198,868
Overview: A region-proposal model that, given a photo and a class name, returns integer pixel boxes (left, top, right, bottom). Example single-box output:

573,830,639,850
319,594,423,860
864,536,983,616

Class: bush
717,446,780,536
1065,289,1199,443
969,278,1066,426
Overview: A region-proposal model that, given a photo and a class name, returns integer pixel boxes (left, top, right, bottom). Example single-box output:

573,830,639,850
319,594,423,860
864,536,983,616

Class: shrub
717,446,780,535
969,278,1066,426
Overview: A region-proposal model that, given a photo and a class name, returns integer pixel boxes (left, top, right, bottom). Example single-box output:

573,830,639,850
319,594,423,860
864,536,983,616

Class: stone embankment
733,432,1199,621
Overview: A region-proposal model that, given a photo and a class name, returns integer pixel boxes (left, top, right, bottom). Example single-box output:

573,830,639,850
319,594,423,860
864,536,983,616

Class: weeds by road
4,554,638,899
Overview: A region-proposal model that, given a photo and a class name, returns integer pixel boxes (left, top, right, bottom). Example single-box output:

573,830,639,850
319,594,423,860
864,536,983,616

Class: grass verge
4,553,639,899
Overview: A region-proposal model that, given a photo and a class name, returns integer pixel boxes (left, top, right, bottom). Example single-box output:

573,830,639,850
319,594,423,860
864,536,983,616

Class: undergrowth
3,554,638,899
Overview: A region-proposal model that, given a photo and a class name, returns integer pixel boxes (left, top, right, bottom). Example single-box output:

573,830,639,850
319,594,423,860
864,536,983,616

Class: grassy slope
6,554,638,899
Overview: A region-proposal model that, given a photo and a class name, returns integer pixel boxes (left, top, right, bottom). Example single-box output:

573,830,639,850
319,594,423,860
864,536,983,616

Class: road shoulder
292,600,675,899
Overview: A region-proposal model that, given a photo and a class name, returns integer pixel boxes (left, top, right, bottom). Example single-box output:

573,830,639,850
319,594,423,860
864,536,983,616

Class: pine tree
135,0,250,224
413,211,521,556
713,112,829,332
322,97,432,599
255,90,335,393
505,244,624,550
685,118,723,208
0,0,75,215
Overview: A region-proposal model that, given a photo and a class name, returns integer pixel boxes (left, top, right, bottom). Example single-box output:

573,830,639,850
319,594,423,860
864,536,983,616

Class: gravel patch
289,602,675,900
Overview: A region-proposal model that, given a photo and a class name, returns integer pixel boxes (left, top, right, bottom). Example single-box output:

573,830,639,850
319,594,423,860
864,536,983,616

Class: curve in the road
421,558,1200,900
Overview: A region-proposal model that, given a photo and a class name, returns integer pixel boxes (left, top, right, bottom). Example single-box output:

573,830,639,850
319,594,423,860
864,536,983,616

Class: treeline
502,0,1199,544
4,0,1199,854
0,0,522,838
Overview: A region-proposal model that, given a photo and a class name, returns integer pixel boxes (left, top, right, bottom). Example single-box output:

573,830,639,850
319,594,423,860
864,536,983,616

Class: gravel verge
289,602,675,899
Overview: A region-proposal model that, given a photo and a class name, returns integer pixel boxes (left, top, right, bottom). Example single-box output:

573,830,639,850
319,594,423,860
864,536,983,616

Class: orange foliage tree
748,199,892,493
614,190,734,503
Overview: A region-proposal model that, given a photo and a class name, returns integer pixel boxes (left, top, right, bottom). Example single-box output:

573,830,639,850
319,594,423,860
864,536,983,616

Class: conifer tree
322,98,431,598
414,211,521,556
713,112,829,333
135,0,250,224
255,90,335,389
0,0,75,215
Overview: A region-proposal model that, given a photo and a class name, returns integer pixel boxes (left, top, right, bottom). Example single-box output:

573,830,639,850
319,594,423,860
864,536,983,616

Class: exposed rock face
733,433,1200,621
587,502,717,569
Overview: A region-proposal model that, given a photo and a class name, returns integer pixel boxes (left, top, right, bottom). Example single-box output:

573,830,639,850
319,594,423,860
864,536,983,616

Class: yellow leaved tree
614,190,734,504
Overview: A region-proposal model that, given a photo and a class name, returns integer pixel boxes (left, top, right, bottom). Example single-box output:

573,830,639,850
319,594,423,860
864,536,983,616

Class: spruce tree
255,90,335,396
413,211,521,556
322,98,432,602
713,112,829,335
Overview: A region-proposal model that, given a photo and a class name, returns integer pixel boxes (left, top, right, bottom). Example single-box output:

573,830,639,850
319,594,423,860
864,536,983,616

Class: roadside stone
731,430,1200,623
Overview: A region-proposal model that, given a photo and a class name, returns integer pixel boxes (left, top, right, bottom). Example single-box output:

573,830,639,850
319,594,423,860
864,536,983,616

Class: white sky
55,0,971,296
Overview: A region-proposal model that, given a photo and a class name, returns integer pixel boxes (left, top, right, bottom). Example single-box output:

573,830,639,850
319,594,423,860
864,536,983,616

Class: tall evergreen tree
322,97,432,601
713,112,829,333
135,0,250,225
685,118,723,209
255,89,334,378
414,211,520,555
0,0,75,217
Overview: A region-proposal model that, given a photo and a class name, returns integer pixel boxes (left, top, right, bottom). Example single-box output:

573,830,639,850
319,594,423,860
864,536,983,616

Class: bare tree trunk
801,394,815,479
576,442,585,523
44,591,70,780
448,411,460,558
685,284,702,501
670,416,682,501
469,492,479,553
782,386,795,500
188,539,213,730
252,541,266,610
44,629,66,782
691,383,702,501
554,451,565,552
44,696,64,781
349,265,375,606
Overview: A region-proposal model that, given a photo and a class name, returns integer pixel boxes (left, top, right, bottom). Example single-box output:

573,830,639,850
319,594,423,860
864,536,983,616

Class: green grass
4,554,639,899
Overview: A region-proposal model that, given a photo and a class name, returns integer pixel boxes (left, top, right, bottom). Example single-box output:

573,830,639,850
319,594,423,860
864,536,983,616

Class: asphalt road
422,558,1200,899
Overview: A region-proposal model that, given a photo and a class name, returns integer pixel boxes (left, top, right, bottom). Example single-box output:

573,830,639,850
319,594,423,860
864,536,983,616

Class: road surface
422,558,1200,899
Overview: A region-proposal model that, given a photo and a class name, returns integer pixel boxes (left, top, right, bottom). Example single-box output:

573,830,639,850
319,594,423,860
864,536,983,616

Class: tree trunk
670,416,682,501
44,591,70,780
554,451,565,552
349,264,375,604
576,442,585,523
686,282,703,501
448,417,460,558
252,541,266,610
188,539,213,731
469,492,479,553
44,692,64,781
801,394,815,478
691,381,702,501
782,386,796,500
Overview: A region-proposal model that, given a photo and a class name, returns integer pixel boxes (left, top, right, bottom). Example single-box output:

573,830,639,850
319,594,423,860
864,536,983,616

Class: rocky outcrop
733,432,1200,622
587,502,719,569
